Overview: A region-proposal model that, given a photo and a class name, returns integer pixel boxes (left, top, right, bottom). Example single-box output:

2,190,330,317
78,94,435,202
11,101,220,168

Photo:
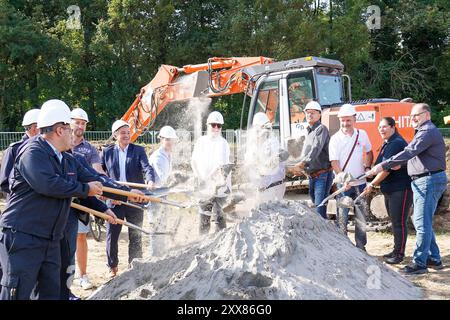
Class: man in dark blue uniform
0,109,41,289
0,100,105,300
0,109,40,197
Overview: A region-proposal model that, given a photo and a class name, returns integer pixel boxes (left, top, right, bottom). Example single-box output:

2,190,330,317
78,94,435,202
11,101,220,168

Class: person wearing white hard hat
245,112,287,204
69,107,104,290
147,125,178,257
101,119,155,277
0,99,104,300
149,126,178,187
0,109,40,196
329,103,373,251
191,111,231,234
290,101,333,219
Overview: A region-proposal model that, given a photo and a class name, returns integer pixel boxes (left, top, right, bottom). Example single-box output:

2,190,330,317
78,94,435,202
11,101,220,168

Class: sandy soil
69,194,449,300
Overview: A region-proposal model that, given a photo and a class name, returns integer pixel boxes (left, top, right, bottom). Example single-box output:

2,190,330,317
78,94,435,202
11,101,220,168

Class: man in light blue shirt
148,126,178,257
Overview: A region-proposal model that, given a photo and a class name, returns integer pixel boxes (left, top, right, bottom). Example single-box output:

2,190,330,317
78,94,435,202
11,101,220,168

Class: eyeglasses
410,111,427,118
56,125,71,133
210,123,222,129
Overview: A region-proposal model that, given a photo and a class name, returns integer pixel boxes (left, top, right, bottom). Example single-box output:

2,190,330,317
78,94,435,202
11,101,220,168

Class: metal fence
0,130,161,150
1,128,449,151
439,128,450,138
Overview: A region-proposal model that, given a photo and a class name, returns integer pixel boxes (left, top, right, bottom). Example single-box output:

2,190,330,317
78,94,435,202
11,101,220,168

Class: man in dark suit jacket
101,120,155,277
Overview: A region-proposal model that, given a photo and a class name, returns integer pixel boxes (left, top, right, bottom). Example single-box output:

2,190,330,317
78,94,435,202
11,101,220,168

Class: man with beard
329,104,373,251
70,108,103,290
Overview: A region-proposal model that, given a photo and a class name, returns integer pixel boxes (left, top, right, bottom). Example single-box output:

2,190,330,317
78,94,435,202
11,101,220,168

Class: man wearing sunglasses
191,111,231,234
370,103,447,274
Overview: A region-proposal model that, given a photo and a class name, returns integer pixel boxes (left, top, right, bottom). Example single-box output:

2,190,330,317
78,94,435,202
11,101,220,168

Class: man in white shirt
148,126,178,256
191,111,231,234
329,104,373,250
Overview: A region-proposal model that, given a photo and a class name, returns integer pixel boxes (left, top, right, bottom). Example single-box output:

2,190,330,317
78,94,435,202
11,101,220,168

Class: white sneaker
79,275,93,290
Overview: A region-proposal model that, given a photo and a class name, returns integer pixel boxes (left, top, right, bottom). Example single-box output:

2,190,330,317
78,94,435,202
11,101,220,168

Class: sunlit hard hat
22,109,40,126
252,112,272,129
338,104,356,117
71,108,89,122
206,111,224,125
37,100,71,128
112,119,130,133
304,101,322,112
159,126,178,139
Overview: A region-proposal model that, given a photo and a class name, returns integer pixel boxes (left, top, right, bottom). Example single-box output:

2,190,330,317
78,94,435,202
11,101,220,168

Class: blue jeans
336,184,367,249
411,171,447,267
309,171,334,219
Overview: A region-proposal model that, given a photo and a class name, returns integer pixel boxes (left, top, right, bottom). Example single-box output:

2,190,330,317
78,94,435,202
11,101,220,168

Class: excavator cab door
247,69,317,150
247,75,283,135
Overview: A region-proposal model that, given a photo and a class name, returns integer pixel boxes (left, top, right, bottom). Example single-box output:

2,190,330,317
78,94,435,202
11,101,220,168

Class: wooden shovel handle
102,186,162,203
116,181,153,189
70,202,150,234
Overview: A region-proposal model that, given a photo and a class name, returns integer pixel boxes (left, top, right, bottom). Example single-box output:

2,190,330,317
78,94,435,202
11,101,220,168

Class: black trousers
106,205,143,268
383,189,413,256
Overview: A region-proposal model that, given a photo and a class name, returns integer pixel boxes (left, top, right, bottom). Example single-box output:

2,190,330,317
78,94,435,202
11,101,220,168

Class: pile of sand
89,200,422,300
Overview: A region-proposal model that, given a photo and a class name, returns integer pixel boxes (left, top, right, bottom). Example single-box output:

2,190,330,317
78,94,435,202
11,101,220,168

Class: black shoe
426,259,444,270
383,251,396,258
401,264,428,275
385,255,404,265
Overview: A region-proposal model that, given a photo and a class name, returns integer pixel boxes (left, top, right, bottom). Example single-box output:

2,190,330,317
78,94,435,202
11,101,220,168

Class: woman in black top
364,117,413,264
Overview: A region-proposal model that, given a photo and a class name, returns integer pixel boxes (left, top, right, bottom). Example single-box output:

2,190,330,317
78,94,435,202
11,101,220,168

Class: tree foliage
0,0,448,131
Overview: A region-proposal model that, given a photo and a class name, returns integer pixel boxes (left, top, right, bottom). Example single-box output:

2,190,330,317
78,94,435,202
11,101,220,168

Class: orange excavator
121,56,415,160
120,56,424,220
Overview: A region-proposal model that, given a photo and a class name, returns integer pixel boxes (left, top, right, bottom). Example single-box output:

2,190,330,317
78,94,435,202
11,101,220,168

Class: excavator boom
122,57,273,142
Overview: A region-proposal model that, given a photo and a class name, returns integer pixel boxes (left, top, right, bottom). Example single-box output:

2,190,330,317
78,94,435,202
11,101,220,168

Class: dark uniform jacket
0,134,28,194
0,137,97,240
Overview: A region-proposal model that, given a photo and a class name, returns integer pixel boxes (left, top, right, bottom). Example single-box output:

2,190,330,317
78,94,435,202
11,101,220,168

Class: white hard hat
22,109,40,126
338,104,356,117
40,99,71,114
159,126,178,139
304,101,322,112
112,119,130,133
206,111,224,124
252,112,271,129
37,102,71,129
71,108,89,122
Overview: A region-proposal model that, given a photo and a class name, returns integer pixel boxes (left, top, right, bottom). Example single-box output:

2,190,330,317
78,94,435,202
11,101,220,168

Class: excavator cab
246,57,346,150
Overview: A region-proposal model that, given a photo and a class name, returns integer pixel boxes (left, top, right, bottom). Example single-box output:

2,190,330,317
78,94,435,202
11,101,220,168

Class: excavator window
316,73,343,106
287,73,314,124
254,80,280,127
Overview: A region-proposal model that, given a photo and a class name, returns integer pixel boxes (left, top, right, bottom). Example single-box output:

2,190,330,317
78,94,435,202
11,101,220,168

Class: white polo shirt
329,128,372,186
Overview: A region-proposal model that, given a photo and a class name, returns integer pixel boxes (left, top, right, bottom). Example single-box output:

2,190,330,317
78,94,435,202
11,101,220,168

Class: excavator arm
121,57,273,142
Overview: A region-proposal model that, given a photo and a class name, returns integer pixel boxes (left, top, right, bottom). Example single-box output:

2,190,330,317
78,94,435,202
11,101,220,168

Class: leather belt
411,170,444,180
309,167,332,179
